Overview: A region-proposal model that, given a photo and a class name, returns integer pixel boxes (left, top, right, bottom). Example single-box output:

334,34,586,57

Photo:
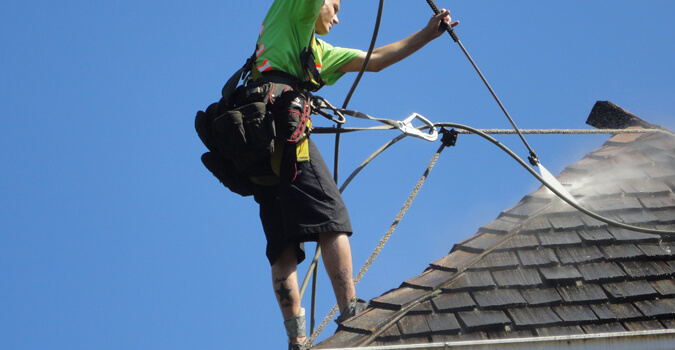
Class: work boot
288,339,307,350
335,297,369,324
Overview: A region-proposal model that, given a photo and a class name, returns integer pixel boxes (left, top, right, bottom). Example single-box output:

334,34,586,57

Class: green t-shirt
255,0,362,87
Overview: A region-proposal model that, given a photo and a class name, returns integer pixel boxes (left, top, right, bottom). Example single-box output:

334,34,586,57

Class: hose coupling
440,127,459,147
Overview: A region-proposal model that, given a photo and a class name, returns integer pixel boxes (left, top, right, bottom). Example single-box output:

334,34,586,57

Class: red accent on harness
292,163,298,182
268,83,276,104
287,99,311,143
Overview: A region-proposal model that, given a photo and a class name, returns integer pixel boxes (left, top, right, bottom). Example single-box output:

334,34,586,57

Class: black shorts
254,138,353,265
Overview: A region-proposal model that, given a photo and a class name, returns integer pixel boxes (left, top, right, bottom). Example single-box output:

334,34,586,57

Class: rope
308,141,450,346
311,126,674,135
302,0,386,341
453,128,674,135
300,133,410,303
299,135,408,303
297,121,673,346
355,143,446,285
300,0,674,338
434,123,675,235
317,121,675,235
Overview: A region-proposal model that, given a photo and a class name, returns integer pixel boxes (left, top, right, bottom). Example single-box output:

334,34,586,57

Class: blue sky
1,1,673,349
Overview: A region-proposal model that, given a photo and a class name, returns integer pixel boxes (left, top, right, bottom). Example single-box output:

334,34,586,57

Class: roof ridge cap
586,100,667,131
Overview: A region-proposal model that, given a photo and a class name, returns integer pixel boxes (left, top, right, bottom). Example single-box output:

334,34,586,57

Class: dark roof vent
586,101,657,130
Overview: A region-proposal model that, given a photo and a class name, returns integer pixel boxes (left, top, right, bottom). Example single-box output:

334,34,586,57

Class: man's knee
319,231,348,244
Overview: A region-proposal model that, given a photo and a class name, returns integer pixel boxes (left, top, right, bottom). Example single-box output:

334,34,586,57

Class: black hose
438,123,675,235
331,123,675,235
333,0,385,183
424,0,539,165
302,0,387,335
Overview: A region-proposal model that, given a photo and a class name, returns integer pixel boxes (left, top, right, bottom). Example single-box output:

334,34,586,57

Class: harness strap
222,49,257,105
299,33,326,92
260,70,301,89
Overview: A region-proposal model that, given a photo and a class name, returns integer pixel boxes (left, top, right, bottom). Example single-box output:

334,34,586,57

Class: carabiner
397,113,438,142
310,96,346,124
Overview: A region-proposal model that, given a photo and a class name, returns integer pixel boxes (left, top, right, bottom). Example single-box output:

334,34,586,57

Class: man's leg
319,232,356,312
271,245,306,344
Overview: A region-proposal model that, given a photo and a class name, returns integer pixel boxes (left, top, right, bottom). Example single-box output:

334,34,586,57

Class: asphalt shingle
457,310,511,331
471,289,527,310
624,320,665,331
371,287,429,310
634,299,675,317
557,284,608,303
442,271,496,292
520,288,563,306
606,227,661,243
404,269,455,289
582,322,626,334
425,313,461,335
552,305,598,323
650,279,675,296
538,231,582,247
491,269,542,289
536,326,585,336
397,315,432,336
590,303,642,321
539,266,583,283
556,246,605,264
517,248,559,267
577,228,615,243
602,280,658,300
430,292,476,312
600,244,645,261
316,107,675,349
576,262,626,282
619,260,674,279
460,232,506,252
507,307,562,328
469,251,520,270
430,249,478,272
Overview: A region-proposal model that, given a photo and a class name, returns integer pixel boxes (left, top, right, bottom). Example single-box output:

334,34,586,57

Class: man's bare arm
338,9,458,73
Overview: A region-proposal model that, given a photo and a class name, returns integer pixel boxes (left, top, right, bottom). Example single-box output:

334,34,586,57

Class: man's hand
425,8,459,40
337,8,460,73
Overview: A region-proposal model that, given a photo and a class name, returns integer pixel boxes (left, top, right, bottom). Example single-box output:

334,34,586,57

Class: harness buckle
397,113,438,142
310,96,346,124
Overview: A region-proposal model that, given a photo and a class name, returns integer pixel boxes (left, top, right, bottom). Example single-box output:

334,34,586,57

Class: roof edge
315,329,675,350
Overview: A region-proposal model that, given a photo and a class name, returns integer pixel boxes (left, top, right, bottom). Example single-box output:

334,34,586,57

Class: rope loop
308,141,450,346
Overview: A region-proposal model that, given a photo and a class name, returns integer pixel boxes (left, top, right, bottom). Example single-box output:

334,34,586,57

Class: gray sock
284,308,307,339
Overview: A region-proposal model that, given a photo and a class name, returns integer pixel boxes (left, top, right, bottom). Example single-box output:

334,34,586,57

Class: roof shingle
314,103,675,349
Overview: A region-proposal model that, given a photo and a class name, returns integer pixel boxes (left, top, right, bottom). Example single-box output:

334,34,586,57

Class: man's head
315,0,340,35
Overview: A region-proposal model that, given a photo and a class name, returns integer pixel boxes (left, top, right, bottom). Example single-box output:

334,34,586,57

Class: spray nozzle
528,151,540,167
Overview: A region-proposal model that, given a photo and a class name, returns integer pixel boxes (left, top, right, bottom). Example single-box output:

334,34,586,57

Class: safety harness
195,33,328,195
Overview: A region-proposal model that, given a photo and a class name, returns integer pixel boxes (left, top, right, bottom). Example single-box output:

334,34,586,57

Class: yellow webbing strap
248,142,285,186
249,174,280,186
249,118,312,186
296,118,312,162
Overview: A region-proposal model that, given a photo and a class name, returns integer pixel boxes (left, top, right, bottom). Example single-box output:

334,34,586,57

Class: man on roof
207,1,457,349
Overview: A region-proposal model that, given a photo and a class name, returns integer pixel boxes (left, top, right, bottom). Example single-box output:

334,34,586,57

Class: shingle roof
313,102,675,348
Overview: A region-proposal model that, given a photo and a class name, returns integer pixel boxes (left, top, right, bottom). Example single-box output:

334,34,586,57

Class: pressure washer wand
425,0,539,166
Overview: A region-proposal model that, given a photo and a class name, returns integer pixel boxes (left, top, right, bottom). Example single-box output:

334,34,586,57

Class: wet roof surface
314,103,675,348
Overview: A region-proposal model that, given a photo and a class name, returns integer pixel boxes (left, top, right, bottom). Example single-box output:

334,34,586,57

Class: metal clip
397,113,438,142
311,96,346,124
